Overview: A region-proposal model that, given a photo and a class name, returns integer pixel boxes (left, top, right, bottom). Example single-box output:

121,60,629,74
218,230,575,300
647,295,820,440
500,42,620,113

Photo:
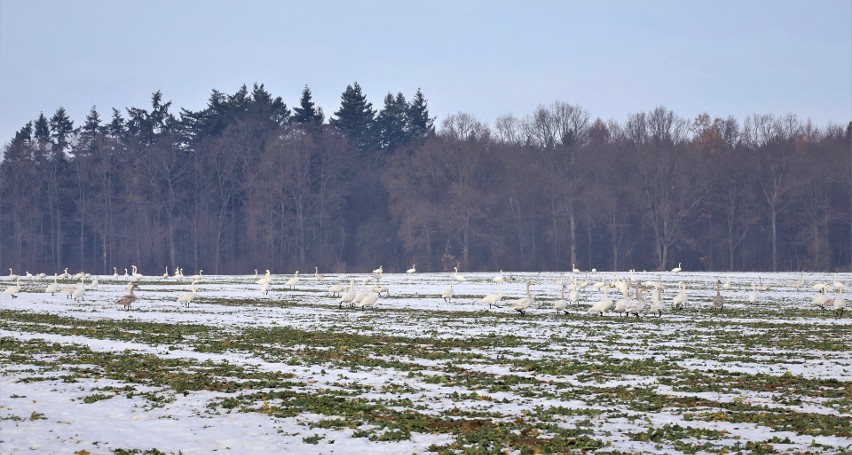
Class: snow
1,270,851,454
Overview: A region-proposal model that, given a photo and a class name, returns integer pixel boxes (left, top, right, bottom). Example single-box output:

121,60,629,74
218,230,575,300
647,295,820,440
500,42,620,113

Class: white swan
453,266,466,282
113,267,119,279
569,280,580,306
72,283,85,302
352,277,371,304
131,265,143,281
481,281,503,308
441,282,455,303
360,291,380,309
45,274,59,296
672,281,687,309
162,267,169,280
812,286,830,307
833,274,845,292
177,285,197,307
190,269,203,282
612,277,629,298
3,277,21,298
329,281,346,297
791,272,805,290
572,263,580,273
510,281,535,315
833,286,845,317
8,268,18,281
61,283,77,298
371,282,390,297
613,280,631,315
671,262,682,273
626,284,648,317
314,267,325,280
748,283,757,303
256,269,272,285
339,279,357,307
578,273,589,290
588,286,613,316
648,283,664,317
493,270,505,283
284,271,300,290
406,264,416,274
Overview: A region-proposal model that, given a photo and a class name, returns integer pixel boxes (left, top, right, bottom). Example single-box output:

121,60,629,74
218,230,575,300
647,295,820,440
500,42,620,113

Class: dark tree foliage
126,91,175,145
33,113,50,142
330,82,376,158
49,107,75,151
10,121,33,147
407,88,435,140
292,85,324,125
106,108,126,138
376,92,409,153
1,85,849,275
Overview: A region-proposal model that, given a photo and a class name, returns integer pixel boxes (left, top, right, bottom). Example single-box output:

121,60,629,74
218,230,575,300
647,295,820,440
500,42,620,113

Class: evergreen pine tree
79,106,102,154
228,85,250,112
49,107,75,151
292,85,324,124
407,88,435,140
148,90,175,134
127,91,174,144
106,108,126,138
10,122,33,147
34,112,51,143
376,92,409,153
331,82,376,156
82,106,102,136
251,83,290,124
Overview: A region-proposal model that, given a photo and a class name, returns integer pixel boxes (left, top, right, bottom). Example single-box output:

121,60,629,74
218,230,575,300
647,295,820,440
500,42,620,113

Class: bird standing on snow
177,285,197,307
712,279,725,311
441,282,454,303
3,277,21,298
481,281,503,309
118,284,140,311
510,281,535,315
284,271,300,291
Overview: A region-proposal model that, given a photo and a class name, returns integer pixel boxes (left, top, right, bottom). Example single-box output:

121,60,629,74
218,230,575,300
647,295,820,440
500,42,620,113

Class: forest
1,82,849,276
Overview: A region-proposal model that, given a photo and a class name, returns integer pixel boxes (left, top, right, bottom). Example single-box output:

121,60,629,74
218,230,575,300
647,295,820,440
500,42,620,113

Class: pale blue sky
1,0,850,144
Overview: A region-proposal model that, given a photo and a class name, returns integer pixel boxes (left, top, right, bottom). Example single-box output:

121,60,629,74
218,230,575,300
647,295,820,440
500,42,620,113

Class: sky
1,0,850,144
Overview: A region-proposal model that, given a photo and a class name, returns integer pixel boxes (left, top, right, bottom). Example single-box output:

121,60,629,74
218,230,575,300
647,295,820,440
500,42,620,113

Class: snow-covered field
1,270,850,454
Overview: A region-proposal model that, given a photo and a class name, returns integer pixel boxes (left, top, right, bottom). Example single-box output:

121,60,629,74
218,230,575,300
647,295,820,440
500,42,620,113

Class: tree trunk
568,202,577,269
770,207,778,271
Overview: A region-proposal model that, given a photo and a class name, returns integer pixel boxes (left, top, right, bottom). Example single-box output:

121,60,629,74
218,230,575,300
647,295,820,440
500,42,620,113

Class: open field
1,270,850,454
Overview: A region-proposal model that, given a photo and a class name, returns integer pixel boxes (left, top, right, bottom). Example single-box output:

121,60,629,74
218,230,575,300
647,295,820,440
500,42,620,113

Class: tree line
1,83,849,276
